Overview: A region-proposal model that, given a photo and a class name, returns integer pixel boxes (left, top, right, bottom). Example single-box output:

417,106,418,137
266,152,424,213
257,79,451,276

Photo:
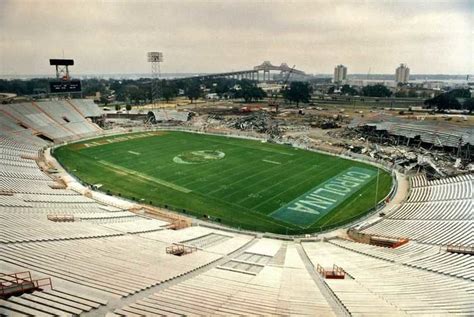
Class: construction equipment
268,65,295,113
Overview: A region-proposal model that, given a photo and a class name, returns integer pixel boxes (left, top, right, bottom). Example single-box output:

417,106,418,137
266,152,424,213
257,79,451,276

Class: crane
268,65,295,113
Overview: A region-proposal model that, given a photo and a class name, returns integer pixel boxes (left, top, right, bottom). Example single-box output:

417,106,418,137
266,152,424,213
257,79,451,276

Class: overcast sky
0,0,472,76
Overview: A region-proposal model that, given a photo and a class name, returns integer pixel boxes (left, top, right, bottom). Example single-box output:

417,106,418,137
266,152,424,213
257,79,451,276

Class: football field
55,131,393,234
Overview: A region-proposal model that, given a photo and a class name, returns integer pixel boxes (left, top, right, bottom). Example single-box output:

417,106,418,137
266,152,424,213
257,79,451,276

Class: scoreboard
49,80,82,93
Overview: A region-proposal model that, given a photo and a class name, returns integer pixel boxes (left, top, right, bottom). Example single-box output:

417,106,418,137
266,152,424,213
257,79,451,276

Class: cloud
0,0,472,75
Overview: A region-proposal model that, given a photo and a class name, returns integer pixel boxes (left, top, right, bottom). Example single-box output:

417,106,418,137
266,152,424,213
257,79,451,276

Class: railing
0,271,52,298
444,244,474,255
316,264,346,279
47,214,75,222
166,243,197,256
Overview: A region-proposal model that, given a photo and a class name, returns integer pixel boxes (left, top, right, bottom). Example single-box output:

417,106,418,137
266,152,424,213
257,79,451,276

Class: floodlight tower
147,52,163,108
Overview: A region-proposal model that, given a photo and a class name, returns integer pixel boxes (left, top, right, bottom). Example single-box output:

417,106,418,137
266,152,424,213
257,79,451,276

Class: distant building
333,65,347,83
395,64,410,84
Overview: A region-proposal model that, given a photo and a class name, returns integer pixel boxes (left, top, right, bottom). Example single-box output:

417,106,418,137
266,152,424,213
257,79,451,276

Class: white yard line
262,159,281,165
98,160,191,193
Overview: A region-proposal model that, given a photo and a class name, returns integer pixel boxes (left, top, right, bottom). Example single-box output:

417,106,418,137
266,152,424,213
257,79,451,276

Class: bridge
176,61,308,82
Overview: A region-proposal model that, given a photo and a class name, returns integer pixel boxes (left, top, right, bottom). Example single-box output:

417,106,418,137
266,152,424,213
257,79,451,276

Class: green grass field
54,131,393,234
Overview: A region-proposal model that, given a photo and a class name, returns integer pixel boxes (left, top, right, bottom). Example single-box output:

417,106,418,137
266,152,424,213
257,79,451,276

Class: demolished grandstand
349,118,472,157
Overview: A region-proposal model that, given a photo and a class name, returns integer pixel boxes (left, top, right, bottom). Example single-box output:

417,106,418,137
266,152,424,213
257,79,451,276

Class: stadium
1,1,473,316
0,95,472,316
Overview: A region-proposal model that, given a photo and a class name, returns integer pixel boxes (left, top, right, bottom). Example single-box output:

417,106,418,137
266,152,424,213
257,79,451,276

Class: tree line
0,77,313,107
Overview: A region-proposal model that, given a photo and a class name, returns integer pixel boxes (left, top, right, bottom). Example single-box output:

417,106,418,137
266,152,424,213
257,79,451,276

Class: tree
395,91,407,97
99,96,109,106
283,82,312,106
361,84,392,97
425,91,463,111
115,104,121,111
125,104,132,112
161,80,178,102
233,80,267,102
184,81,202,103
463,98,474,113
214,79,234,98
341,84,358,96
448,88,470,98
407,90,419,98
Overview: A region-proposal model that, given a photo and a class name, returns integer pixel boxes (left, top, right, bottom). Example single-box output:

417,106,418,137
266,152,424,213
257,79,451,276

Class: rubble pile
310,118,341,129
331,127,472,177
224,111,283,137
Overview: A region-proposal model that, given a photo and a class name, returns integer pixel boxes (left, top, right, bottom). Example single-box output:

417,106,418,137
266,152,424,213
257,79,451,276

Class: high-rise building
333,65,347,83
395,63,410,84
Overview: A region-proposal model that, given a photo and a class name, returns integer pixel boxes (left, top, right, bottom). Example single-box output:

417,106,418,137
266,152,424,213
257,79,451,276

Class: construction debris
331,123,472,178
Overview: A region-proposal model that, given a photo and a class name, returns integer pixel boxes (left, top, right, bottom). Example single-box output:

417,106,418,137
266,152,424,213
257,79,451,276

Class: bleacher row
0,100,102,143
303,241,474,316
408,179,472,202
148,110,190,123
111,240,336,316
361,174,473,245
329,238,474,281
368,122,472,148
1,100,473,315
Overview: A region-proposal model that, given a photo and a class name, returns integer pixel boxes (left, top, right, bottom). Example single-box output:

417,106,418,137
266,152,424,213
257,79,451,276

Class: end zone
270,167,377,227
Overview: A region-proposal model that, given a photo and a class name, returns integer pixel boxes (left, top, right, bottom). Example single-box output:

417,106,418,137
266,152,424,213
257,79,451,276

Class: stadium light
147,52,163,63
147,52,163,108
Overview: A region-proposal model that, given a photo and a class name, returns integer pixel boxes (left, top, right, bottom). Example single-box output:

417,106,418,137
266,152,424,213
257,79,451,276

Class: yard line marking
244,158,341,207
97,160,191,193
262,159,281,165
230,155,321,204
128,151,141,155
207,155,308,197
208,138,295,156
238,162,324,206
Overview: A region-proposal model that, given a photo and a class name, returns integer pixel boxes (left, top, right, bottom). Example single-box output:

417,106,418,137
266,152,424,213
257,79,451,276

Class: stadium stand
360,174,473,245
0,99,472,315
147,110,190,123
67,99,104,118
0,99,101,143
113,241,336,316
303,241,474,316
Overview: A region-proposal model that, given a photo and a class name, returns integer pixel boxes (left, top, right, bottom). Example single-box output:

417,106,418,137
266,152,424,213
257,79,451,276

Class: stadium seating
0,99,102,143
303,241,474,316
329,238,473,281
0,100,472,315
147,110,190,123
361,174,473,245
112,241,336,316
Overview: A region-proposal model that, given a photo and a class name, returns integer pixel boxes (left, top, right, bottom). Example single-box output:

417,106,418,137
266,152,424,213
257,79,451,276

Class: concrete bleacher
35,100,99,137
147,110,190,123
361,174,473,245
1,102,77,141
70,99,103,118
303,241,474,316
0,100,102,144
1,236,222,297
113,242,335,316
329,238,474,281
